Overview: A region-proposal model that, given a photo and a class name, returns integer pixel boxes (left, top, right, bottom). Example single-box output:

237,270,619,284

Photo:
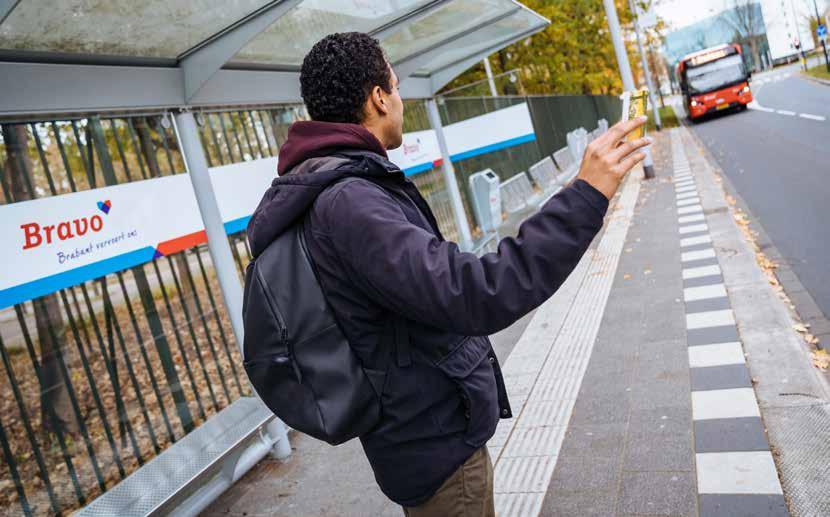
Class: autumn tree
441,0,642,96
723,0,765,71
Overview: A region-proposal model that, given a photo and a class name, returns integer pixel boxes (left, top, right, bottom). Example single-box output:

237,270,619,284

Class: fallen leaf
792,323,809,333
812,349,830,370
623,274,631,280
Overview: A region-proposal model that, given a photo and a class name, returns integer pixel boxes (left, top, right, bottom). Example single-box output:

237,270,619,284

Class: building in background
664,3,771,73
759,0,816,63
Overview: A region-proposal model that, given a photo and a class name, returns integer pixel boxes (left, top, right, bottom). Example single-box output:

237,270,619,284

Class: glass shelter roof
0,0,548,117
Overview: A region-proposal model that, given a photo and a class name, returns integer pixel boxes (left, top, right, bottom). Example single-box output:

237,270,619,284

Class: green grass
805,63,830,81
647,105,680,132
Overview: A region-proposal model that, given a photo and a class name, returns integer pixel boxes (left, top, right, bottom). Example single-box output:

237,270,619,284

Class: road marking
686,309,735,329
679,223,708,235
681,234,713,248
676,185,697,193
677,191,699,200
677,197,702,207
682,248,717,263
684,283,727,301
799,113,826,121
776,110,796,116
696,451,783,494
688,342,745,368
682,264,721,279
679,213,706,224
692,388,760,420
678,204,703,215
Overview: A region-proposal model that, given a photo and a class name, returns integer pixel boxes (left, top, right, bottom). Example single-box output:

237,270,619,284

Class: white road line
677,197,702,207
776,110,796,116
748,101,774,113
681,248,717,263
684,283,726,302
679,223,708,235
799,113,826,121
692,388,760,420
678,204,703,215
688,342,745,368
679,213,706,224
676,185,697,194
696,451,783,495
677,191,699,200
681,234,713,248
682,264,721,279
686,309,735,329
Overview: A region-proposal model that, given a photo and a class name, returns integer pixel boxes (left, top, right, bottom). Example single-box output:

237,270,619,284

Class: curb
799,73,830,87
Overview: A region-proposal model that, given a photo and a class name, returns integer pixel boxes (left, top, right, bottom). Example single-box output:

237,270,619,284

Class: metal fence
0,114,254,516
402,94,622,238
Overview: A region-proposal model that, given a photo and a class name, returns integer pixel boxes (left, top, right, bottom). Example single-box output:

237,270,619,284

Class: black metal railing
0,115,246,516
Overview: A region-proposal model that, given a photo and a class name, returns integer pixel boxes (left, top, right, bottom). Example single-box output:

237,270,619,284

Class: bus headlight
741,85,750,94
691,100,699,107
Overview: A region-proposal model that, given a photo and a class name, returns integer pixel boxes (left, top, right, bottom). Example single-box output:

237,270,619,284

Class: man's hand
576,116,651,200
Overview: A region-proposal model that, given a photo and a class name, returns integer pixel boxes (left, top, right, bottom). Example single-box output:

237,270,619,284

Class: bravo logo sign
20,200,110,250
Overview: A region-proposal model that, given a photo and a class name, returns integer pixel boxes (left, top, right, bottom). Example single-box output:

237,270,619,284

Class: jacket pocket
435,336,500,448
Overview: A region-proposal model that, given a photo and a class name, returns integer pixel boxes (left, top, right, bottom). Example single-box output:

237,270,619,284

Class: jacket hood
277,120,388,175
247,122,400,257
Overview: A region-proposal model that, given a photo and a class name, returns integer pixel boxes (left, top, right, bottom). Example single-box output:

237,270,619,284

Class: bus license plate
716,103,730,110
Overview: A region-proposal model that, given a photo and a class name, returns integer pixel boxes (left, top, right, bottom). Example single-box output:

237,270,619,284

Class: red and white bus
677,44,753,121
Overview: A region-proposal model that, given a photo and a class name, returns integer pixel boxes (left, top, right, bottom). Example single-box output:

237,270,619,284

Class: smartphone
620,88,649,141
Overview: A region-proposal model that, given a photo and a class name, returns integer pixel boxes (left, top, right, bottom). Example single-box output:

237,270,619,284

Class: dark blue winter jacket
246,121,608,506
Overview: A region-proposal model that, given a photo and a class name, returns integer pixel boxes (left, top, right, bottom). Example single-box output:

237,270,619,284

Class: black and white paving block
670,130,789,517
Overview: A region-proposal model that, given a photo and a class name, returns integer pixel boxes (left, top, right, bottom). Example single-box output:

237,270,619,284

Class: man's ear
370,85,389,116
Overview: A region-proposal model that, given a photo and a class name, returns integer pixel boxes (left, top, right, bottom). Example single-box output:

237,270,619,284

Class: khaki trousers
402,447,495,517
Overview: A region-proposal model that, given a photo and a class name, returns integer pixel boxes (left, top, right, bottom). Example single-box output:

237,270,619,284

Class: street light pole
629,0,661,130
602,0,656,179
812,0,830,73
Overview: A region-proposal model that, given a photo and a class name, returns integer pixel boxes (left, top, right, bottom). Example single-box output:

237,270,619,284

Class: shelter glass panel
382,0,516,64
0,0,271,59
417,8,543,74
231,0,433,67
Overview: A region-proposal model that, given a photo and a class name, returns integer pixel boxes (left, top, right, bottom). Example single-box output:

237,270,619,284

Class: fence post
425,98,473,251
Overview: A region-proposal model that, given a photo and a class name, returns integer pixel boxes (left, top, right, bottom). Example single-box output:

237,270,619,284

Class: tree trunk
2,124,78,435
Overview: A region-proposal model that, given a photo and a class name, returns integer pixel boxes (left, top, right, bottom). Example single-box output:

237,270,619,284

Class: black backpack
241,185,410,446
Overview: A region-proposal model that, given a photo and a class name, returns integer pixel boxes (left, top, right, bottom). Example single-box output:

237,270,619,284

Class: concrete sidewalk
204,127,829,517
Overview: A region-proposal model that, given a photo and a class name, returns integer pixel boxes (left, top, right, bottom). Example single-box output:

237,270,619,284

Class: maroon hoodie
277,120,388,176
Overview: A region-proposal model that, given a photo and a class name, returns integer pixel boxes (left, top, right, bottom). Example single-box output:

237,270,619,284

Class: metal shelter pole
425,98,473,251
172,111,246,348
483,57,499,97
172,110,291,460
602,0,656,179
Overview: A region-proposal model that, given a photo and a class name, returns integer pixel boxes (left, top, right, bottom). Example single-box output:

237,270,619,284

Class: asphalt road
686,63,830,325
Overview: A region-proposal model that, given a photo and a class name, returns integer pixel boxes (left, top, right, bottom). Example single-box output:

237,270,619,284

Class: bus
677,44,753,121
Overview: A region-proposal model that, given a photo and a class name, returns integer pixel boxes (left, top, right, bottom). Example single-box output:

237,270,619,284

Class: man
247,32,649,516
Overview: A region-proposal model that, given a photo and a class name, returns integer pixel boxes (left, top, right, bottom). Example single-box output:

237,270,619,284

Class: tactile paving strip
492,169,642,516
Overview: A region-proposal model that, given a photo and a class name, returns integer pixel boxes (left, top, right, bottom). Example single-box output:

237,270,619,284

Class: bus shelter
0,1,548,515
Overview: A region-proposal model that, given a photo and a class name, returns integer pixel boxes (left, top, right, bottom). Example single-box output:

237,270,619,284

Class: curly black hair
300,32,393,124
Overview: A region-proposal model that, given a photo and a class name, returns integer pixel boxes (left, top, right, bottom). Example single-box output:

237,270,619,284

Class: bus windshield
686,54,747,94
